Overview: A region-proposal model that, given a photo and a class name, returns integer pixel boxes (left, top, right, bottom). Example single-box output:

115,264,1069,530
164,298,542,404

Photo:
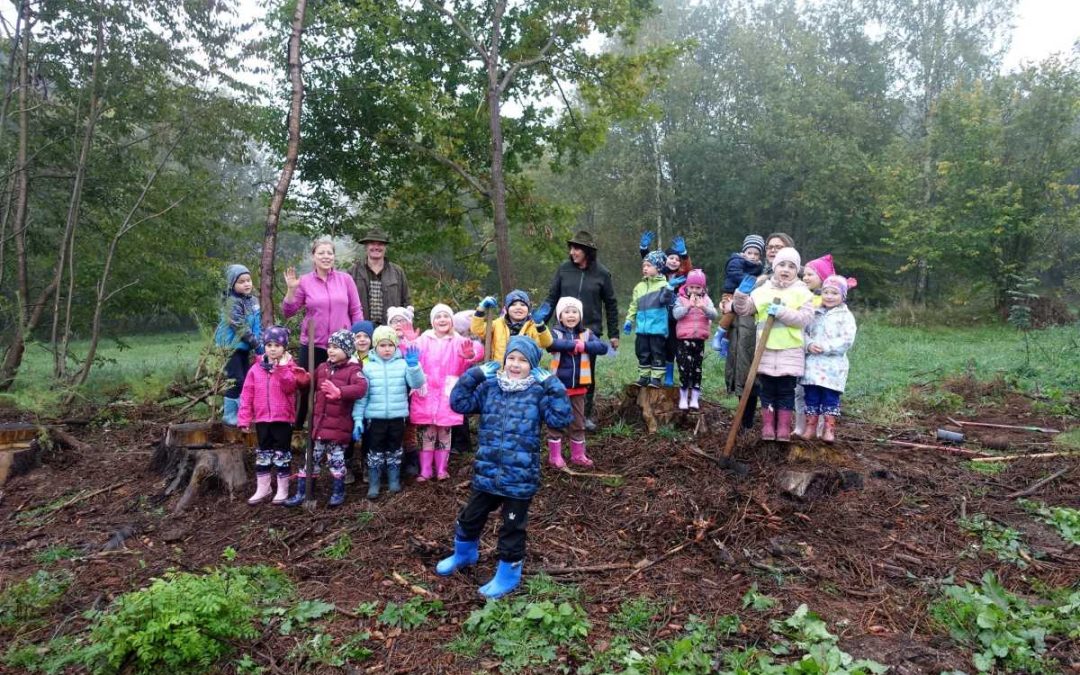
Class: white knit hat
555,296,584,323
430,303,454,324
386,305,415,325
773,247,802,272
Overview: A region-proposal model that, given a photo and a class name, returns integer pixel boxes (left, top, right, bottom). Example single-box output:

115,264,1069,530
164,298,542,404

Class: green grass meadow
4,317,1078,423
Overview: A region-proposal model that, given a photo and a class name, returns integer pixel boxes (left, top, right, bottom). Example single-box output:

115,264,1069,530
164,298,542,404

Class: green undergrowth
959,514,1035,568
1020,500,1080,546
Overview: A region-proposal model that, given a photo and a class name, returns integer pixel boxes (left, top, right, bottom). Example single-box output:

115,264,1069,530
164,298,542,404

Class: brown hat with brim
567,230,598,250
359,228,390,244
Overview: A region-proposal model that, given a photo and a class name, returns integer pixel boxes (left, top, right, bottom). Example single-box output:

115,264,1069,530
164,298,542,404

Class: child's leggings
254,422,292,475
757,374,797,411
365,418,406,472
803,385,842,417
302,440,346,479
675,339,705,389
421,426,452,452
454,489,532,563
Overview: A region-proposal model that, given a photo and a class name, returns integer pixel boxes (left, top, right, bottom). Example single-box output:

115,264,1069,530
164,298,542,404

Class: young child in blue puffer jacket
434,336,573,600
214,264,262,426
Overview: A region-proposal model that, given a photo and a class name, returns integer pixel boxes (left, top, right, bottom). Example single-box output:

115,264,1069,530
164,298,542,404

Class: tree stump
614,384,679,433
0,423,43,488
152,422,252,514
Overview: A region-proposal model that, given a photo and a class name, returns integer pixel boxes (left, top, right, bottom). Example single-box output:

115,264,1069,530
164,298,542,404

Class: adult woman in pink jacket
282,236,364,426
410,304,484,481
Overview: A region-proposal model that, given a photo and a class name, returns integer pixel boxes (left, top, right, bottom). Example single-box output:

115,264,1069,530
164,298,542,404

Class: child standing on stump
546,297,607,467
411,304,483,481
624,251,676,388
732,247,814,442
799,275,858,443
353,326,426,499
435,336,572,599
671,269,717,410
238,326,310,505
214,264,262,426
285,329,367,507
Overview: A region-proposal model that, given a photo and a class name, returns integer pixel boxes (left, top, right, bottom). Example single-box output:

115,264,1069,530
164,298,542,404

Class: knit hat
226,264,250,292
351,320,374,337
822,275,858,301
685,268,707,288
742,235,765,256
555,296,583,322
328,329,356,357
505,335,541,368
804,254,835,282
386,306,415,326
430,303,454,324
504,289,531,309
372,325,399,347
263,325,289,347
644,250,667,273
773,247,802,272
453,310,475,337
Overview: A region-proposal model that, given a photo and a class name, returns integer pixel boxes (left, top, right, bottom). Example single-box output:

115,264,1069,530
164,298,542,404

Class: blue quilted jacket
352,350,425,421
450,366,573,499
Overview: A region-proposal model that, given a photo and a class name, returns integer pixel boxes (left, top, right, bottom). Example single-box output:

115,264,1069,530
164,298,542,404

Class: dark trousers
450,420,472,454
757,374,797,411
364,417,406,469
455,489,532,563
224,349,251,399
254,421,293,473
294,345,328,427
635,333,667,370
675,339,705,389
803,384,842,417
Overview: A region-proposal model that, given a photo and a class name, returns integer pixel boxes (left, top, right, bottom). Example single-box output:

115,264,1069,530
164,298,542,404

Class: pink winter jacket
237,356,311,427
672,291,718,340
280,269,363,348
409,329,484,427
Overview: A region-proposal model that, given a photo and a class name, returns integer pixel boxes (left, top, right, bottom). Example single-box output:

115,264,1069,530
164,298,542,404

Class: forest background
0,0,1078,400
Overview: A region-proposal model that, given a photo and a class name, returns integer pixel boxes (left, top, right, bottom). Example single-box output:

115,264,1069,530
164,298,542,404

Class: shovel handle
304,320,317,508
722,297,780,458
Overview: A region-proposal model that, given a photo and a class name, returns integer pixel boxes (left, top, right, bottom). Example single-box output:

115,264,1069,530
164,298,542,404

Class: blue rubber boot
435,538,479,576
223,397,240,426
283,476,307,507
479,560,523,600
387,463,402,493
328,477,345,507
367,466,381,500
719,338,730,358
663,362,675,387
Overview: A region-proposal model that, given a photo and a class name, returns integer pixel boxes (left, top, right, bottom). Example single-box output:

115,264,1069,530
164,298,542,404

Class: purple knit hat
263,325,289,347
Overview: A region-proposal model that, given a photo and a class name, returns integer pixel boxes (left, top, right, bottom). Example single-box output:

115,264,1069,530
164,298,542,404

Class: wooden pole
303,321,316,511
484,307,494,362
721,299,779,458
946,417,1060,434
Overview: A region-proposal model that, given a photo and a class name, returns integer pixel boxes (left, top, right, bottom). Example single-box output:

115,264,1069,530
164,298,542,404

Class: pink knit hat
804,254,835,281
452,310,475,337
685,268,706,287
822,274,858,300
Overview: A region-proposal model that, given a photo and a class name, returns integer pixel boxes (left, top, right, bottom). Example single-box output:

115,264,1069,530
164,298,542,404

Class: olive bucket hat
359,228,390,244
567,230,598,250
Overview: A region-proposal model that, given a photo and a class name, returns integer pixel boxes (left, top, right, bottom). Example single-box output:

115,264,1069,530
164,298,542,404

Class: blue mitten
667,275,686,290
623,321,632,335
531,302,552,325
531,367,552,382
479,296,498,310
479,361,500,380
766,303,783,317
639,231,655,249
405,346,420,367
671,235,687,256
737,274,757,294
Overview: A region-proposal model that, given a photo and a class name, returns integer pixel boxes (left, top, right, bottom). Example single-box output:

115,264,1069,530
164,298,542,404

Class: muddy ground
0,378,1077,674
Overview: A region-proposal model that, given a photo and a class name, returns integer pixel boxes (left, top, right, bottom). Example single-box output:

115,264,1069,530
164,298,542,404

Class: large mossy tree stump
153,422,253,514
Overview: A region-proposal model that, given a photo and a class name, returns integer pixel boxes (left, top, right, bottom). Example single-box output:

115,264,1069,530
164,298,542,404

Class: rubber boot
678,388,688,410
272,472,291,505
718,337,729,358
570,440,593,467
387,462,402,493
417,450,434,482
547,438,566,468
283,477,307,507
648,377,663,389
328,476,346,507
248,473,272,504
776,409,793,442
689,388,700,410
479,560,523,600
799,414,819,440
367,466,381,500
821,416,837,444
223,397,240,426
435,538,479,576
435,450,451,480
760,408,776,441
663,362,675,387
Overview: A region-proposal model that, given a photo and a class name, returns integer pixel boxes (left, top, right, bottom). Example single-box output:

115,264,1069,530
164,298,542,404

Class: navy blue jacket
547,325,608,390
450,367,573,499
723,252,764,294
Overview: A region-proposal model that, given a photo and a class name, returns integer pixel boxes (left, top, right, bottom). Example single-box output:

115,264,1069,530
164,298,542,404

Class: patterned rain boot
547,438,566,468
799,414,819,440
247,473,272,505
760,407,777,441
570,440,593,467
820,416,837,444
328,476,346,507
776,409,793,442
283,476,307,507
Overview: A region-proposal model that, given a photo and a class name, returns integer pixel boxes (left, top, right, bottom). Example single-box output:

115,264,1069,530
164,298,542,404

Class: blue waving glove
667,275,687,290
479,361,500,380
671,235,687,256
352,420,363,442
531,367,552,382
766,303,783,317
623,320,632,335
531,302,552,325
639,231,655,249
405,346,420,367
479,296,498,310
737,274,757,294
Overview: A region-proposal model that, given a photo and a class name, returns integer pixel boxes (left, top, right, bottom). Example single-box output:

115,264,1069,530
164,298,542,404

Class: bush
0,570,73,631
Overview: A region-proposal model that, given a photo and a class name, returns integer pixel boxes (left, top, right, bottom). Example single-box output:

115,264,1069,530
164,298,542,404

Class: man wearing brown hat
350,228,411,326
543,230,620,431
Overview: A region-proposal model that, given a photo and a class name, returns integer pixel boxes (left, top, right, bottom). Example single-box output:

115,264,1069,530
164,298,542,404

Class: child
351,320,374,364
285,329,367,507
470,290,553,364
719,235,765,334
732,247,814,441
411,304,483,481
799,275,858,443
451,310,479,455
794,254,833,437
353,326,426,498
623,251,676,388
237,326,310,505
639,232,692,386
671,269,718,410
214,264,262,425
435,336,573,599
546,297,608,467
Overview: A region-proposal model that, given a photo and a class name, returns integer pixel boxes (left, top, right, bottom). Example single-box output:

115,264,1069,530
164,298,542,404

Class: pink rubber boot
272,472,291,505
776,409,793,442
417,449,435,482
435,450,451,480
761,408,777,441
248,473,272,504
547,438,566,468
570,440,593,467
